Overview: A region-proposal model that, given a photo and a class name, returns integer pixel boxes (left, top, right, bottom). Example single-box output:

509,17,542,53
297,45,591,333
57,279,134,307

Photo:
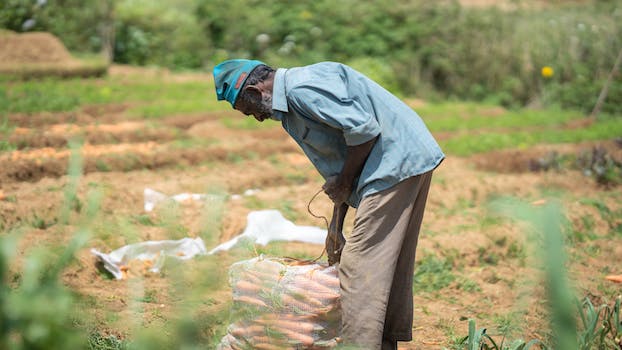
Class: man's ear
242,85,262,102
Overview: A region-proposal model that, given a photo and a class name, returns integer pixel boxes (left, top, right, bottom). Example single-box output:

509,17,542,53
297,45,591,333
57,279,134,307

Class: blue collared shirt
271,62,444,208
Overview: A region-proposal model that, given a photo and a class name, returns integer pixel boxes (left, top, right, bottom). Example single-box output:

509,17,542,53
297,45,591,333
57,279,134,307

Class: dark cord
307,188,328,263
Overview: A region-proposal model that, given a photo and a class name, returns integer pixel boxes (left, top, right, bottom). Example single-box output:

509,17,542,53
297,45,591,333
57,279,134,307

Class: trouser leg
381,338,397,350
339,172,433,349
383,171,432,341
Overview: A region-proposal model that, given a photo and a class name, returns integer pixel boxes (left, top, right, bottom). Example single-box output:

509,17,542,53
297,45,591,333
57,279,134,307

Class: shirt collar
272,68,289,113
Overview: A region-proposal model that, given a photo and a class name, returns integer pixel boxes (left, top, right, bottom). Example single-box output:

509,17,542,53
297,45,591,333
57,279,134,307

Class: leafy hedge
113,0,207,68
0,61,108,80
1,0,621,114
197,0,621,114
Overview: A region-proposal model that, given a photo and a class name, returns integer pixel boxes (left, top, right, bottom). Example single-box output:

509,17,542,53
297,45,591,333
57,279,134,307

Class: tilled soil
0,110,295,184
1,105,620,349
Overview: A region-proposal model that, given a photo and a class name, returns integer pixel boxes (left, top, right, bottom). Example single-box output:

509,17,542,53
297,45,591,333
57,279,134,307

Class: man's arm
323,135,378,265
323,135,378,204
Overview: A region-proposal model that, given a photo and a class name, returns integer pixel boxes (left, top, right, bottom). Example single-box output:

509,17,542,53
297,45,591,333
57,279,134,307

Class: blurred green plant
0,231,89,349
1,137,233,349
450,198,622,349
455,295,622,350
0,115,15,151
0,142,96,349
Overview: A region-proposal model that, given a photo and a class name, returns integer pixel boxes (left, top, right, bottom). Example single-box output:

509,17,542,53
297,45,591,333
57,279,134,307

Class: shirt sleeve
288,78,381,146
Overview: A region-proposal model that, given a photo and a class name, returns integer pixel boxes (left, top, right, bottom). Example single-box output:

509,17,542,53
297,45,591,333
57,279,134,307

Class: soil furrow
9,122,180,149
0,140,298,183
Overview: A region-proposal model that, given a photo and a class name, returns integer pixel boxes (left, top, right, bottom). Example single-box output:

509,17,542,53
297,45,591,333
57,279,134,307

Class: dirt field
1,69,620,349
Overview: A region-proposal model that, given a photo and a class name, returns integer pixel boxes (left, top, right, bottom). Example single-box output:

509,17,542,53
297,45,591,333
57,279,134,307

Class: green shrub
347,57,401,97
195,0,621,113
0,232,89,350
0,0,111,53
114,0,208,69
4,1,620,113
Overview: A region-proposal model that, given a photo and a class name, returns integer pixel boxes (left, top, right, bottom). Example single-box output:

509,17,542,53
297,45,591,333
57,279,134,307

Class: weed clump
576,146,622,187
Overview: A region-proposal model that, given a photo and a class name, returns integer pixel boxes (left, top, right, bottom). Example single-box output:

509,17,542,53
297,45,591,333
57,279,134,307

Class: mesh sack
217,256,341,349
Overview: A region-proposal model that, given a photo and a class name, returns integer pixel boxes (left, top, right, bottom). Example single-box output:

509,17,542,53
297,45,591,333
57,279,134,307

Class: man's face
234,91,274,122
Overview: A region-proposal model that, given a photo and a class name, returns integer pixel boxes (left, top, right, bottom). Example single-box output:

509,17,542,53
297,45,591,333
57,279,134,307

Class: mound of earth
0,31,76,64
0,31,107,78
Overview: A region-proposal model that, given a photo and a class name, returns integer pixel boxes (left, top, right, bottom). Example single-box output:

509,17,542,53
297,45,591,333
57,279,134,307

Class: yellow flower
299,10,312,20
541,66,554,78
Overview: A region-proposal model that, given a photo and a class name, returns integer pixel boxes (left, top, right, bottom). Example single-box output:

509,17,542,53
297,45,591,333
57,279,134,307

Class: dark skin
233,73,275,122
322,136,377,264
234,75,378,265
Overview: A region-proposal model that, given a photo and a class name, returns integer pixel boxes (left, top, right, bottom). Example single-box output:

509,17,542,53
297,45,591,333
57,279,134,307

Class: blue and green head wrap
213,59,265,107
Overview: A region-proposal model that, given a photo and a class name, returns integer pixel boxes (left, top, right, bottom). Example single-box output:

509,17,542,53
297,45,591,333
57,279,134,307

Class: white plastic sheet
208,210,327,255
143,188,220,212
91,237,207,280
92,211,326,279
230,188,261,200
143,187,260,212
93,203,327,279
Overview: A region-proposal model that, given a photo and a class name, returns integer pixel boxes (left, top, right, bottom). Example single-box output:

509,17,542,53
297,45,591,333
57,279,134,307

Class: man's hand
322,175,351,205
326,227,345,266
326,202,348,266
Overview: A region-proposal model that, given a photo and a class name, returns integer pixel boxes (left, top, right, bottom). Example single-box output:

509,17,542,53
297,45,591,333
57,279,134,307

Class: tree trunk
590,47,622,118
100,0,115,64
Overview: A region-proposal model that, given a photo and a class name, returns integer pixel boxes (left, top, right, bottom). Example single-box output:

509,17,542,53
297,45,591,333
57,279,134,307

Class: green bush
0,0,110,53
0,0,40,32
114,0,208,69
346,57,401,96
2,1,621,113
195,0,621,113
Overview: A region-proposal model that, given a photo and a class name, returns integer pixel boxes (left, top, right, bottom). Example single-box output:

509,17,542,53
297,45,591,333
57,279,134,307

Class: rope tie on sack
267,188,331,265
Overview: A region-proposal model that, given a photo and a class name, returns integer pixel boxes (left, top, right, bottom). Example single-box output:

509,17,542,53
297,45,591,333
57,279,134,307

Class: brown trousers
339,171,433,349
